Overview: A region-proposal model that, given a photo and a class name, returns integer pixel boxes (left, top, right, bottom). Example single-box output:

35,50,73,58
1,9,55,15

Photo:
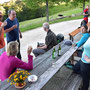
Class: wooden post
46,0,49,22
83,0,85,11
89,0,90,15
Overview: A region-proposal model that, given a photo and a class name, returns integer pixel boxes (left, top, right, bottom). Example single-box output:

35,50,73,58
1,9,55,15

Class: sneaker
64,61,71,65
65,64,74,69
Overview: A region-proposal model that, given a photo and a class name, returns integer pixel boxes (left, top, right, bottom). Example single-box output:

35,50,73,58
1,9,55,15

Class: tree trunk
46,0,49,22
83,0,85,11
89,0,90,14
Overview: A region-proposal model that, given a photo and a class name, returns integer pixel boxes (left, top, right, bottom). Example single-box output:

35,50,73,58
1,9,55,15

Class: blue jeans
73,60,90,90
33,48,46,57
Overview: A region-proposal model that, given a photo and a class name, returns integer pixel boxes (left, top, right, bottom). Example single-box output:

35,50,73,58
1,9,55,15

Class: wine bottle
58,44,61,56
52,47,56,59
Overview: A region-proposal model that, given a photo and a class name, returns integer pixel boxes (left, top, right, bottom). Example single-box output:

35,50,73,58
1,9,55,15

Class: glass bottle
58,44,61,56
52,47,56,59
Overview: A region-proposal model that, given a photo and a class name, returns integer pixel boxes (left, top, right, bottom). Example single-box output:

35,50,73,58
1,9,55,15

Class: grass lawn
19,7,83,32
15,2,90,32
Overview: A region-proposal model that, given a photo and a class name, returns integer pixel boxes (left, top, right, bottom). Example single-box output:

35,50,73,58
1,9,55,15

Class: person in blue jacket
65,24,90,68
76,25,90,48
73,37,90,90
75,24,90,57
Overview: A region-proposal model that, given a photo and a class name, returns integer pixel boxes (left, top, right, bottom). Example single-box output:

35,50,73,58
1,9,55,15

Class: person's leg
0,46,6,56
77,49,83,57
33,48,46,57
73,60,81,74
80,61,90,90
17,39,21,59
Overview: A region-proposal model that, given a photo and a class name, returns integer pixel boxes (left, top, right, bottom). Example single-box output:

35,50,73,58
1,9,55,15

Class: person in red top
0,12,15,56
83,5,89,24
0,12,7,56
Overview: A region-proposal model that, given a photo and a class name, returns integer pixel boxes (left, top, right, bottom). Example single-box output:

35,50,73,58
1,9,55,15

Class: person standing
83,5,89,24
33,22,58,57
73,37,90,90
4,9,22,59
0,12,7,56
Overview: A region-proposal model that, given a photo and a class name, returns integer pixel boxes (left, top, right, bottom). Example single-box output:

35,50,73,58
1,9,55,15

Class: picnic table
0,40,78,90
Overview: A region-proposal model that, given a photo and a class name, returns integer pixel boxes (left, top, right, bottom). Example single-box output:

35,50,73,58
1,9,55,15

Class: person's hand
12,24,17,29
20,33,22,38
37,46,41,49
1,22,7,27
27,46,32,55
84,55,90,63
72,43,76,47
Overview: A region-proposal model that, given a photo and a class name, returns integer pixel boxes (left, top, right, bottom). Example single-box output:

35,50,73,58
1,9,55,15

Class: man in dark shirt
33,22,58,57
4,9,22,59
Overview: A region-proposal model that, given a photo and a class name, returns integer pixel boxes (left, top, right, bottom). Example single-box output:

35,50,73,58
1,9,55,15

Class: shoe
65,64,74,69
64,61,71,65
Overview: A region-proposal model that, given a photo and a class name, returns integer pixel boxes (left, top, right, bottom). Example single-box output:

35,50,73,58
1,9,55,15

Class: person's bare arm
85,55,90,63
0,26,2,35
0,22,7,35
37,44,47,49
83,12,88,16
4,24,17,33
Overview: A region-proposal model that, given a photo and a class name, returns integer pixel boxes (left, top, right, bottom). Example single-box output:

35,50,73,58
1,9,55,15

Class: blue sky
0,0,10,4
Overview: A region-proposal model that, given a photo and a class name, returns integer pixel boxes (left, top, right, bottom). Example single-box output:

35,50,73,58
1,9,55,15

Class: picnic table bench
0,40,78,90
69,22,90,41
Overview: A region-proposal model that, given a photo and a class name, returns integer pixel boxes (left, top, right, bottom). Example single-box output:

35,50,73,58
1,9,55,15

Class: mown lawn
19,6,83,32
14,2,90,32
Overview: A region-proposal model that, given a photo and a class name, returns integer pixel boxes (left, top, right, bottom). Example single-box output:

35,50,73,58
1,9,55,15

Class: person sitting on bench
65,24,90,68
33,22,58,57
0,41,33,81
73,37,90,90
74,24,90,57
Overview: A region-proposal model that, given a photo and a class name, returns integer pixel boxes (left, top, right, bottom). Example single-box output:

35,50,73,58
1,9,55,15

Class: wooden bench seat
69,28,80,41
69,22,90,41
60,73,82,90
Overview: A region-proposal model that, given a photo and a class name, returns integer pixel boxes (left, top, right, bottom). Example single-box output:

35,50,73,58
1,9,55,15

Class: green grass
19,5,83,32
8,2,88,32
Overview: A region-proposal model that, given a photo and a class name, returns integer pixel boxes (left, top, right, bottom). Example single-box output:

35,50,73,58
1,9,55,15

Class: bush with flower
7,69,30,86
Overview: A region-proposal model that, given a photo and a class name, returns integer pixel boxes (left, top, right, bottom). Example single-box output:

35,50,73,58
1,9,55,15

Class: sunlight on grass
19,6,83,32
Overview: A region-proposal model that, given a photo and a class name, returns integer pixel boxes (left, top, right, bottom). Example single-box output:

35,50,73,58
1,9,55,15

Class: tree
72,0,89,11
23,0,65,22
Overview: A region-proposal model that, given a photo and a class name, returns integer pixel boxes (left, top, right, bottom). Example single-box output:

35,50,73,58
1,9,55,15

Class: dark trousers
33,48,46,57
16,39,21,59
73,60,90,90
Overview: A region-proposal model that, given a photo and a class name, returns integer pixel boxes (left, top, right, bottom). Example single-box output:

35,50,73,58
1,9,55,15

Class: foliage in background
0,0,89,22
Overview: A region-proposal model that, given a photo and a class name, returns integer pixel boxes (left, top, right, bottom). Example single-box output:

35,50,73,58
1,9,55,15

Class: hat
64,40,72,46
0,12,2,18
